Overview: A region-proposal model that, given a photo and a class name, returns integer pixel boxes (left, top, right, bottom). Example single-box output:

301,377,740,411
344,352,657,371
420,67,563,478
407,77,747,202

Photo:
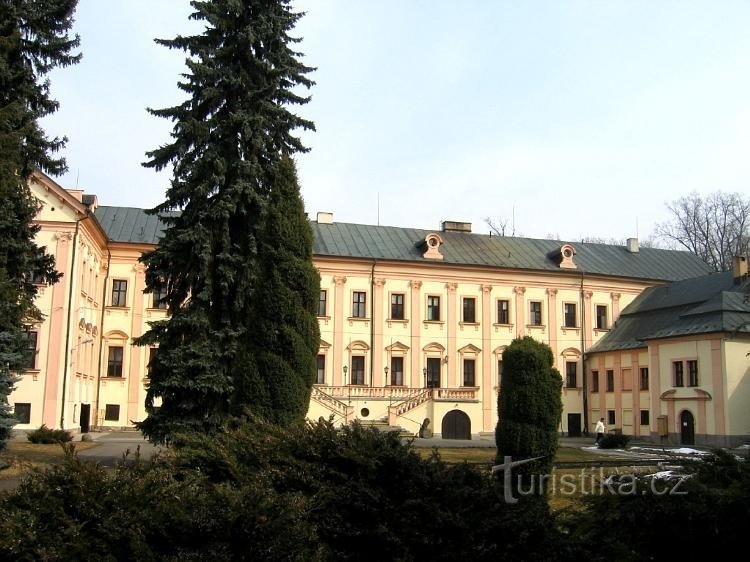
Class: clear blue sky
43,1,750,242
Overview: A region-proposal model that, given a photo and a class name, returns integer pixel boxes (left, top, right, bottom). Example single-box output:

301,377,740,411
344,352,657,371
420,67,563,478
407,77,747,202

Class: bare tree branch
655,191,750,271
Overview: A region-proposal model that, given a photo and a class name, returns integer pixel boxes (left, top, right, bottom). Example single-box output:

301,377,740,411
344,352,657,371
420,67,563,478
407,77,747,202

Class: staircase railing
387,388,432,424
311,386,351,421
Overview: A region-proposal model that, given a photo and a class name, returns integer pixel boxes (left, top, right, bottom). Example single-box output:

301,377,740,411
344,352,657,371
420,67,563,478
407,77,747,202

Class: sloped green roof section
590,272,750,353
310,222,711,281
94,206,711,282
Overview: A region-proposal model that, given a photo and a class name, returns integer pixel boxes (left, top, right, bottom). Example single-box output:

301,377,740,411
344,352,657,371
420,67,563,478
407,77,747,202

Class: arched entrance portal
442,410,471,440
680,410,695,445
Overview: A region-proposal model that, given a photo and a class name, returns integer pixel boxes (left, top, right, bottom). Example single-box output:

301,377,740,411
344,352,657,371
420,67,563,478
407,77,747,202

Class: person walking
595,418,606,445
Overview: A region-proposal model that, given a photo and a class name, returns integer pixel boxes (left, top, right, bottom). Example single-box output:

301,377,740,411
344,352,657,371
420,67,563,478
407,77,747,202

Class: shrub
26,425,73,444
598,432,631,449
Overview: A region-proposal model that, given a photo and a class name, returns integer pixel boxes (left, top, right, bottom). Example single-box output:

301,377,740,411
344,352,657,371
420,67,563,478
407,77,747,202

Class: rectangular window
426,357,441,388
427,296,441,321
104,404,120,421
14,403,31,424
607,410,616,425
111,280,128,307
24,331,38,370
591,370,599,392
463,297,476,323
687,360,699,387
147,347,158,378
640,367,649,390
497,359,503,388
529,301,542,326
497,299,510,324
390,293,405,320
351,356,365,385
563,303,577,328
152,285,168,309
107,346,124,377
673,362,684,387
565,362,577,388
352,291,366,318
316,354,325,384
596,305,608,329
463,358,476,387
390,356,404,386
640,410,650,426
606,370,614,392
318,290,327,317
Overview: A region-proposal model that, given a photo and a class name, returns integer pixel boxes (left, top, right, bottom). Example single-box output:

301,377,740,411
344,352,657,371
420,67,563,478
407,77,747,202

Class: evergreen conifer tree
137,0,316,443
0,0,79,448
495,336,563,501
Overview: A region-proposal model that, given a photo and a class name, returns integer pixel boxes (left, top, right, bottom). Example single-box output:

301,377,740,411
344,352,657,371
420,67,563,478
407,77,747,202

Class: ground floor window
14,403,31,424
105,404,120,421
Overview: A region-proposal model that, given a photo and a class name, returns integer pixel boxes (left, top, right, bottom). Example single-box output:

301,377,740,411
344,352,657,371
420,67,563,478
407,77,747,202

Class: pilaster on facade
446,282,458,387
546,288,559,362
332,275,347,385
610,292,621,319
372,277,386,386
409,280,423,387
513,286,526,337
481,284,493,429
583,290,594,347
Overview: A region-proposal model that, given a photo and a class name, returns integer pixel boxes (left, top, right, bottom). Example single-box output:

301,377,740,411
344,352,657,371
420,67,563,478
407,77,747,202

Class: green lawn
414,446,614,465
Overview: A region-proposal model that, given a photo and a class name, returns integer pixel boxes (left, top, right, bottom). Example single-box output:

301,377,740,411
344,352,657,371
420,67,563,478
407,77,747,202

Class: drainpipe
93,246,111,430
60,217,82,429
370,260,376,386
580,271,589,437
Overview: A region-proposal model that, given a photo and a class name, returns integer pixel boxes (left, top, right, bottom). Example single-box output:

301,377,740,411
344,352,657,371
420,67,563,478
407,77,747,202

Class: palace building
11,171,748,446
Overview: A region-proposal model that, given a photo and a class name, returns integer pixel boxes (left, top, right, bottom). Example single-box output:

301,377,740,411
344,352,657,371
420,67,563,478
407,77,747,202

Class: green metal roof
590,271,750,353
94,206,712,282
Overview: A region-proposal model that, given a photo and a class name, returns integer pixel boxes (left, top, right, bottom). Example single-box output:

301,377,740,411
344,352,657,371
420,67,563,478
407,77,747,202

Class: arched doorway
680,410,695,445
442,410,471,440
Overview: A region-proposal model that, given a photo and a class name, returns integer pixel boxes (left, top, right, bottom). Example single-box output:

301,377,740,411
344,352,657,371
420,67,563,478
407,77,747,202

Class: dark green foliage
0,419,565,560
597,432,630,449
0,444,317,560
564,449,750,560
26,424,72,444
136,0,317,443
234,156,320,426
0,0,78,450
495,337,563,499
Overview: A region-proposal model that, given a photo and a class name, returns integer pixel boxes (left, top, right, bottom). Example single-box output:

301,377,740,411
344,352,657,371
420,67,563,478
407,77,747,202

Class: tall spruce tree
495,337,563,502
136,0,317,443
0,0,79,448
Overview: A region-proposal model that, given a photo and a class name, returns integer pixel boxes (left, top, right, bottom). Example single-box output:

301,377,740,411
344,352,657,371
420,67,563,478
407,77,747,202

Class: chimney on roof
317,211,333,224
733,256,748,279
67,189,84,203
442,220,472,233
626,238,639,253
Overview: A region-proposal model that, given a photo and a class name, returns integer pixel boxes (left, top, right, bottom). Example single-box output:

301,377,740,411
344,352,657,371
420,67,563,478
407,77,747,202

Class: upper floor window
24,331,38,370
591,370,599,392
390,356,404,386
350,356,365,385
152,286,168,309
316,354,325,384
596,305,608,329
352,291,367,318
463,297,476,323
563,303,577,328
318,290,327,317
111,280,128,307
529,301,542,326
687,360,699,387
463,358,476,387
147,347,158,378
107,346,124,377
427,296,441,321
497,299,510,324
640,367,649,390
565,362,577,388
606,370,614,392
390,293,405,320
673,362,684,387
